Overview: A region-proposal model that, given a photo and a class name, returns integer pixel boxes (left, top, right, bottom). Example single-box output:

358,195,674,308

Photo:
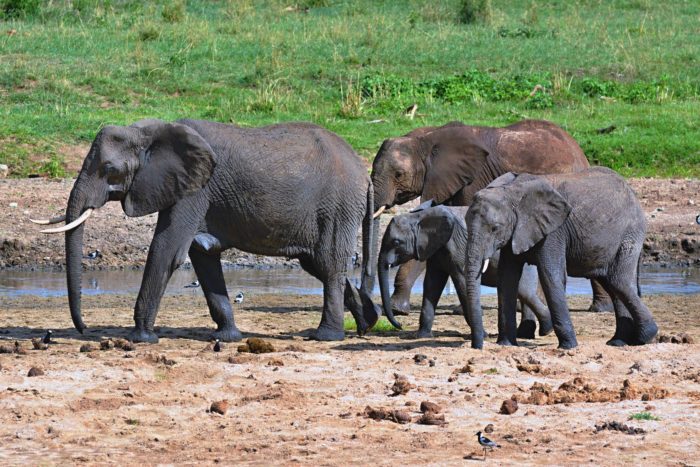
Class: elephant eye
393,239,402,246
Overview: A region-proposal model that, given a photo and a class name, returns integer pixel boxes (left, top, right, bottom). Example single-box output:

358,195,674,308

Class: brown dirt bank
1,177,699,270
0,292,698,464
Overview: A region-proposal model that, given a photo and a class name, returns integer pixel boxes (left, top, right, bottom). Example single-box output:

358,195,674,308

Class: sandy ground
1,292,699,465
1,177,699,270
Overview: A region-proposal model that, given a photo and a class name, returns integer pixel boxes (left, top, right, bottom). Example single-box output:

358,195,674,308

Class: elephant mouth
108,184,126,201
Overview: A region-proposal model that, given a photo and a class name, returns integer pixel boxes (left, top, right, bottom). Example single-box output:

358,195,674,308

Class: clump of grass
138,23,161,42
457,0,492,25
125,418,140,426
162,1,186,23
39,155,66,179
1,0,40,19
485,368,498,375
344,317,397,333
338,79,364,119
629,411,660,421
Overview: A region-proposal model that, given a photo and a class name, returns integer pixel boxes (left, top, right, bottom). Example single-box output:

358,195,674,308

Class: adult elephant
370,119,612,314
35,119,379,343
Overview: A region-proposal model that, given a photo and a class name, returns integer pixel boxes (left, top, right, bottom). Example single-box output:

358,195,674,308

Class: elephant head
377,200,455,329
36,119,216,333
463,172,571,348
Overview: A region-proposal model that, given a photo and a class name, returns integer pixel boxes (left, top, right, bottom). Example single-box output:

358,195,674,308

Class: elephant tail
360,180,376,294
636,252,642,298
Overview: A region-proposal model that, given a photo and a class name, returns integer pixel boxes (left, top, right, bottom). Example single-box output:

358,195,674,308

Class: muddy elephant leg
391,259,425,315
589,278,614,312
517,265,553,338
537,257,578,349
189,246,242,342
417,265,448,338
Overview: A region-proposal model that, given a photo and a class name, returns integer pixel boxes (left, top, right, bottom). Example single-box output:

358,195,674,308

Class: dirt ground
1,177,699,269
0,292,699,465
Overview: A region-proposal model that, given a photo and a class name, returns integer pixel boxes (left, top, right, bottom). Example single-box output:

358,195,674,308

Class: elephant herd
33,118,658,349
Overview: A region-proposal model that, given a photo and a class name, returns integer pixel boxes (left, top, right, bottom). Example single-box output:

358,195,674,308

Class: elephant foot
211,326,243,342
311,325,345,341
538,319,554,337
606,337,628,347
634,320,659,345
452,305,463,315
391,296,411,316
496,338,518,347
556,337,578,349
516,320,537,340
344,279,380,336
470,329,485,349
128,328,159,344
588,299,614,313
416,329,433,339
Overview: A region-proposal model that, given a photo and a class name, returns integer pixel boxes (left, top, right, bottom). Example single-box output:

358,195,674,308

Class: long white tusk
481,258,490,274
373,206,386,219
30,214,67,225
41,209,93,234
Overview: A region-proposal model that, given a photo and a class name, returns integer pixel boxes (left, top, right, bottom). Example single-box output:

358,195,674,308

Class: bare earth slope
1,177,699,270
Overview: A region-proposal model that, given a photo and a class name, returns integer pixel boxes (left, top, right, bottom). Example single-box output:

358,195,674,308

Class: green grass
1,0,698,177
344,316,398,333
629,411,660,421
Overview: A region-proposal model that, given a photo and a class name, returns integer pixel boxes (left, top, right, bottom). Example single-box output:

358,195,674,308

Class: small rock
210,400,229,415
0,164,8,178
679,333,694,344
27,367,44,377
500,399,519,415
9,202,17,208
364,406,411,424
13,341,26,355
391,373,415,396
484,423,495,433
238,338,275,354
420,401,442,414
100,339,115,350
31,338,48,351
413,354,428,365
428,359,436,367
80,343,95,353
417,412,447,426
113,338,135,351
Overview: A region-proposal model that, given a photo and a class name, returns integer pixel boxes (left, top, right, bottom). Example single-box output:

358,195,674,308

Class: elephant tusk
481,258,490,274
41,209,93,234
29,214,67,225
373,206,386,219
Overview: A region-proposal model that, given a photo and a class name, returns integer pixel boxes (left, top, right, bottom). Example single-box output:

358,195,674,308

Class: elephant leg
189,247,242,342
537,256,578,349
604,266,657,345
417,265,448,338
516,265,553,338
300,255,347,341
597,278,634,346
391,259,425,315
496,258,523,347
588,278,614,313
129,205,202,343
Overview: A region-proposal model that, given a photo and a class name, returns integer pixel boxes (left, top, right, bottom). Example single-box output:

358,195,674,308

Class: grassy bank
1,0,698,177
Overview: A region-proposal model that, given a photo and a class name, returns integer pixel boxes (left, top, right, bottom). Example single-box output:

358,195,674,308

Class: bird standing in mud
184,280,200,289
476,431,500,459
42,330,53,345
234,292,244,304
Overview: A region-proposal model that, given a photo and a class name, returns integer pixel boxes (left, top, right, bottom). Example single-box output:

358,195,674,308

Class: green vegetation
344,316,397,333
629,411,660,421
1,0,698,177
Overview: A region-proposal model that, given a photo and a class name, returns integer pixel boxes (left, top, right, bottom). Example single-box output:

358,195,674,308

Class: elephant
463,167,658,350
377,201,553,339
369,119,613,315
35,119,380,343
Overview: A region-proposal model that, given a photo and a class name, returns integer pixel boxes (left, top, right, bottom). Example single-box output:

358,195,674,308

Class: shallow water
1,266,699,298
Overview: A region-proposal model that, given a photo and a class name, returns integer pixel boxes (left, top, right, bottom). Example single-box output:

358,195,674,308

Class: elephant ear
410,198,436,213
415,206,456,261
123,123,216,217
511,176,572,255
422,136,489,205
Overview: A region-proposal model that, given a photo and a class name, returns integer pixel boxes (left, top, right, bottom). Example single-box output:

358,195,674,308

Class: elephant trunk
360,183,377,295
65,185,89,333
378,249,402,330
465,240,487,349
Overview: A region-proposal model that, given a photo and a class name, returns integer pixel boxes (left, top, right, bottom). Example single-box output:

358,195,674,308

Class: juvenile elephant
35,119,379,342
377,202,553,339
370,119,613,315
464,167,658,349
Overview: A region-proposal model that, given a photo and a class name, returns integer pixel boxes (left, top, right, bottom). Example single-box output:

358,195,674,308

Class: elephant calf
378,201,553,339
464,167,658,349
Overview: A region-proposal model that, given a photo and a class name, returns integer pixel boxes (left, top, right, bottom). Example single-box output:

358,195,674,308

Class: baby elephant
464,167,658,349
377,201,553,339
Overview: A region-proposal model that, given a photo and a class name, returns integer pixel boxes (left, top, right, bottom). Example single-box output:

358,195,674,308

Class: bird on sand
84,249,102,260
213,339,222,352
42,330,53,345
234,291,244,304
476,431,500,459
184,280,200,288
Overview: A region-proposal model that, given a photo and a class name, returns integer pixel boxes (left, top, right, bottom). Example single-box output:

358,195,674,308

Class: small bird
84,250,102,260
476,431,500,459
234,291,244,304
184,280,200,288
213,339,221,352
42,330,53,345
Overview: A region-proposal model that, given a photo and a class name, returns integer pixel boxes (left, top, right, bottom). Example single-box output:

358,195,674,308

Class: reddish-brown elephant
369,119,613,315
